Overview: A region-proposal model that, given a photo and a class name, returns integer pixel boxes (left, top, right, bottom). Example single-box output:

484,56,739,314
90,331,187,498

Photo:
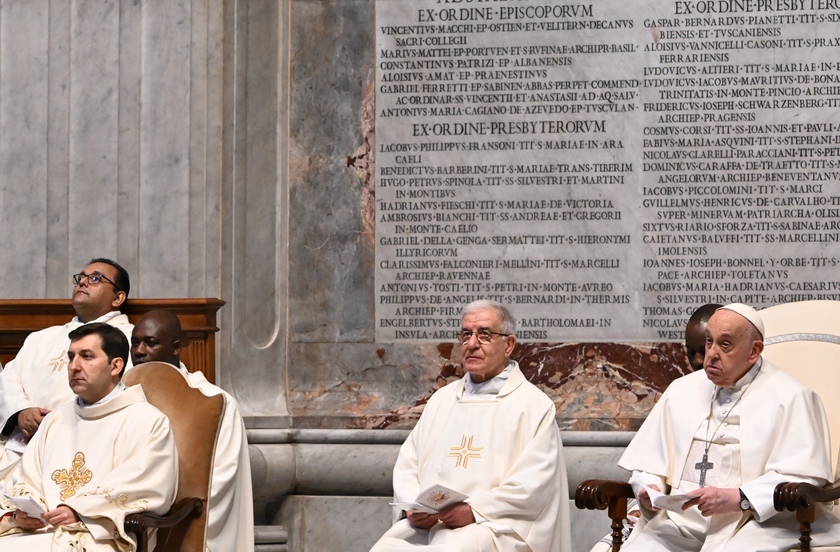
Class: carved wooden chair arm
575,479,635,510
775,479,840,513
575,480,636,552
774,479,840,552
125,497,204,552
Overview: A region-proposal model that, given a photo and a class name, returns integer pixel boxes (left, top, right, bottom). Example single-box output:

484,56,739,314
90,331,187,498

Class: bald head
130,310,185,367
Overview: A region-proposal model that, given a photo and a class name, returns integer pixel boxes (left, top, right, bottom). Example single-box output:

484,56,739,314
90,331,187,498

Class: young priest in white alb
0,323,178,551
0,259,134,480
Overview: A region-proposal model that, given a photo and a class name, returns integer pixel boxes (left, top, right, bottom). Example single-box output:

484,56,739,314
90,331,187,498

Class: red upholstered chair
122,362,225,552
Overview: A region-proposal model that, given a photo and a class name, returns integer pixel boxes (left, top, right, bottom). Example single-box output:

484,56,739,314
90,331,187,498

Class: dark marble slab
288,341,692,430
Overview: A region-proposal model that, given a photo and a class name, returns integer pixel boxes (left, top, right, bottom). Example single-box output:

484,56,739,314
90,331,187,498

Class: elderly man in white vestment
590,303,725,552
619,303,835,551
0,322,178,551
370,300,571,552
0,258,134,479
130,309,254,552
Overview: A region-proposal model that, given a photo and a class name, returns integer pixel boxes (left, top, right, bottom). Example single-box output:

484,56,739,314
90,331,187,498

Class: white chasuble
185,370,254,552
0,384,178,551
0,312,133,425
0,313,133,480
374,362,571,552
620,359,833,552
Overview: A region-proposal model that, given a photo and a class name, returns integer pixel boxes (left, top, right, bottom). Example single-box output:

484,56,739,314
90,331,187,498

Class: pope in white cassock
0,322,178,551
370,300,571,552
130,309,254,552
619,303,836,551
0,259,134,479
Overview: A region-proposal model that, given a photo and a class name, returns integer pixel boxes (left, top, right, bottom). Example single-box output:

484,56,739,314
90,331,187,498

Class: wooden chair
575,300,840,552
122,362,225,552
575,479,635,551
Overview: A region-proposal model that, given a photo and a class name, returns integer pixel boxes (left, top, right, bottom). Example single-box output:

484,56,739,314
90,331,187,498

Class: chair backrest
122,362,225,552
760,300,840,476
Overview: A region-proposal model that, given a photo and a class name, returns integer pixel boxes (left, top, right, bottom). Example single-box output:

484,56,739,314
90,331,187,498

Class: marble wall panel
115,0,141,283
289,338,691,430
188,0,224,296
0,0,703,427
282,0,694,428
287,342,450,427
217,0,288,414
137,0,192,296
0,0,226,299
276,496,392,552
242,0,281,347
0,0,50,296
45,0,72,295
67,0,121,265
287,0,375,344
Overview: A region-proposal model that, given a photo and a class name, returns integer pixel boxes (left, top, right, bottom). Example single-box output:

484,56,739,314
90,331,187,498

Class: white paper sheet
645,486,695,513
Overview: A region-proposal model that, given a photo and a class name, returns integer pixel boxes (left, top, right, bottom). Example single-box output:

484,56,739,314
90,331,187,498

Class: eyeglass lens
459,330,492,344
73,273,103,285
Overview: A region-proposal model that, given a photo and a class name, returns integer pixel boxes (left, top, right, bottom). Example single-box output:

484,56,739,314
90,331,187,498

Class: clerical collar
464,361,514,398
71,310,123,326
727,357,762,391
78,382,126,407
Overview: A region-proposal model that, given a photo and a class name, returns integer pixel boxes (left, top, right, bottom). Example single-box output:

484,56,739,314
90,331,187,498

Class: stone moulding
246,428,635,500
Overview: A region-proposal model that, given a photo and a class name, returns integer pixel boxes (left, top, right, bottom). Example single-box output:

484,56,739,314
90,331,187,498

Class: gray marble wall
0,0,292,416
0,0,222,299
0,0,691,425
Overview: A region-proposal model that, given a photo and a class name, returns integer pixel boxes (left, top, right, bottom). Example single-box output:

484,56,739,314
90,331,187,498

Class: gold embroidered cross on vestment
52,452,93,501
448,435,483,468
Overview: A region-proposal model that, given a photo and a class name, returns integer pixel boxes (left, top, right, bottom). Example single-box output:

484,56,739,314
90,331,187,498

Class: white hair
460,300,516,335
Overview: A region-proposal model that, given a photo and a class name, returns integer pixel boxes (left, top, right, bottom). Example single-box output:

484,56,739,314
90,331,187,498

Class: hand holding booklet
390,484,469,514
645,486,695,513
3,430,28,454
4,494,46,518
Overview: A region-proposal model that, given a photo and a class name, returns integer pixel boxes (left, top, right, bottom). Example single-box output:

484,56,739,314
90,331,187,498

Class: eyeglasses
72,272,121,291
458,328,510,345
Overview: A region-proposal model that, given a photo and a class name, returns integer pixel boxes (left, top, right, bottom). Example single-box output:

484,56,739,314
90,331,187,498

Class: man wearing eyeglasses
370,299,571,552
0,258,133,478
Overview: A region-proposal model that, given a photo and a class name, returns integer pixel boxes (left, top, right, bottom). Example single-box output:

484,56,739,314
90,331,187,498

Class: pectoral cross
695,453,714,488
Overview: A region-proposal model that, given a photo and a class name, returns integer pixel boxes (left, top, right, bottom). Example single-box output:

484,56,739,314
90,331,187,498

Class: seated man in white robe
0,322,178,551
619,303,834,552
589,303,721,552
370,300,571,552
0,258,134,478
130,309,254,552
